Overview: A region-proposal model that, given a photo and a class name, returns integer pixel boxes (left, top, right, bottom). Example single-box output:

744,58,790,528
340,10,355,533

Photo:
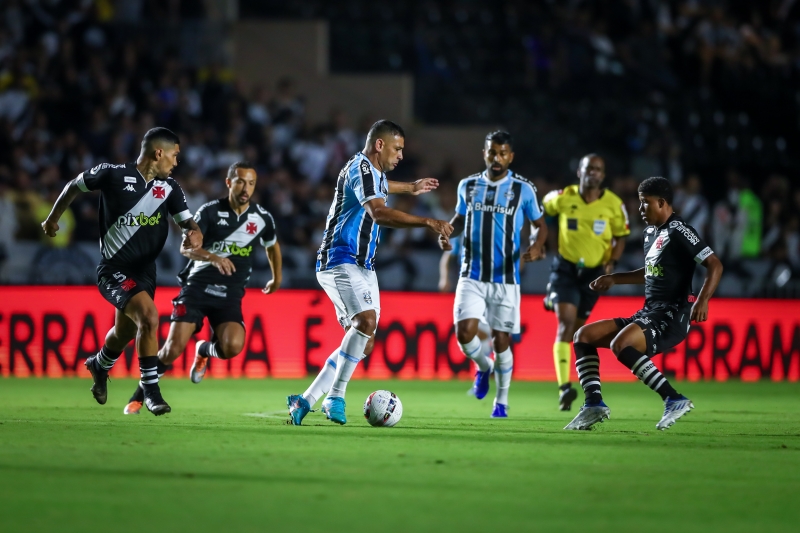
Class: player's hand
212,256,236,276
604,262,616,275
438,278,452,292
427,219,453,238
42,218,59,237
411,178,439,195
262,278,281,294
690,298,709,323
522,244,546,263
181,229,203,252
438,234,452,251
589,274,615,292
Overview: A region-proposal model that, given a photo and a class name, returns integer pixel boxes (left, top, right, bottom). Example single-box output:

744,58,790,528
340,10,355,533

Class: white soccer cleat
190,340,210,384
656,397,694,431
564,402,611,430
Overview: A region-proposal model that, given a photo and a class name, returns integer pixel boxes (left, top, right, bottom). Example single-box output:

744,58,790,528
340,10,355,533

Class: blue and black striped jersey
456,170,543,284
316,153,388,272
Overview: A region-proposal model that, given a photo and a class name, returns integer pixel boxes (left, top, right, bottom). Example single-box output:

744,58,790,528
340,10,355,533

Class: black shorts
170,285,244,334
97,264,157,311
547,255,604,319
614,303,691,357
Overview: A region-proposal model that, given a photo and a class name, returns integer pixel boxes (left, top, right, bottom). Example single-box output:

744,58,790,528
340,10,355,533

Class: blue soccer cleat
287,394,311,425
491,400,508,418
656,396,694,431
321,396,347,425
472,367,493,400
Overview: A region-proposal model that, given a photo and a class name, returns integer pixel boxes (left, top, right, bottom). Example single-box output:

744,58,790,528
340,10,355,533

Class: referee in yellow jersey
542,154,629,410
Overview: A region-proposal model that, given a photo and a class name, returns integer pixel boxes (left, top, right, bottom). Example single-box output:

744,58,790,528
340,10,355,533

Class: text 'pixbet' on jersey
208,241,253,257
116,212,163,228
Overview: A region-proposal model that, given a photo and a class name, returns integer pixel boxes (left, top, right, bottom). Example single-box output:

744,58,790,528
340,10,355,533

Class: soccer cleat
190,341,210,383
542,282,554,312
287,394,311,425
143,386,171,416
564,401,611,430
472,367,493,400
656,396,694,431
84,355,109,405
321,396,347,425
558,385,578,411
123,401,142,415
491,400,508,418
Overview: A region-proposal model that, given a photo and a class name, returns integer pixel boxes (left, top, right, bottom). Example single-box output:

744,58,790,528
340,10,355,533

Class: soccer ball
363,390,403,427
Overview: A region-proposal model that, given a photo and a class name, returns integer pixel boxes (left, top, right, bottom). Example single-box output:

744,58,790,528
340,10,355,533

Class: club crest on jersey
504,189,515,201
363,290,373,304
486,189,496,202
655,236,665,249
152,186,166,199
116,212,162,228
246,222,258,235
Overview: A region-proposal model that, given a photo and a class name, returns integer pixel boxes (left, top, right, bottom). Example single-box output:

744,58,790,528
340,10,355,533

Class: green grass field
0,379,798,533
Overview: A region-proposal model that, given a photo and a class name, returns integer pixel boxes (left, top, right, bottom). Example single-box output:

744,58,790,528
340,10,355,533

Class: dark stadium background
0,0,798,381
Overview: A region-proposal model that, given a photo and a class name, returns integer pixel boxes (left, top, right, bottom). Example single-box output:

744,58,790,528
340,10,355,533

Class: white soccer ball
363,390,403,427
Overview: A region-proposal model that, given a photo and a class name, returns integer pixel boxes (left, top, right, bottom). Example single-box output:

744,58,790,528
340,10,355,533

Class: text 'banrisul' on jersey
316,152,388,272
456,171,544,284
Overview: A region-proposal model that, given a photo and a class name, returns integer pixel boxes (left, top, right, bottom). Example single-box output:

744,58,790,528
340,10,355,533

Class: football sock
553,341,572,386
302,349,339,407
97,345,122,370
616,346,679,400
198,340,223,359
574,342,602,404
328,327,370,399
139,355,160,392
129,385,145,403
156,360,169,378
494,347,513,405
480,336,493,359
459,336,492,372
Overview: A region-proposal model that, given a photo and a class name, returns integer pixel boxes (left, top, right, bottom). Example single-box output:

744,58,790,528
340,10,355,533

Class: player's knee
161,342,183,364
492,332,510,353
557,321,575,341
351,312,377,336
609,336,629,357
135,308,160,335
455,322,477,344
573,326,591,345
220,339,244,360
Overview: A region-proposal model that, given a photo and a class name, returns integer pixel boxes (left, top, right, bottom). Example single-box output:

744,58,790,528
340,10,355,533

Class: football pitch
1,379,797,533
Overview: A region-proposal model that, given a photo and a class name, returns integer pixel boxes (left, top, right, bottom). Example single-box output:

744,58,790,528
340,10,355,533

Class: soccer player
541,154,629,411
123,162,281,415
41,127,202,415
565,177,723,431
439,130,547,418
287,119,453,425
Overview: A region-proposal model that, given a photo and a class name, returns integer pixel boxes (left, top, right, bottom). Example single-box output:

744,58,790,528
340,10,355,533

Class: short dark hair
227,161,256,179
485,130,514,150
141,127,180,152
366,120,405,146
638,176,673,205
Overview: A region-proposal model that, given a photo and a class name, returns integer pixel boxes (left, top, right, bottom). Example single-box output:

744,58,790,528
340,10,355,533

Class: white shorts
316,263,381,329
454,278,520,333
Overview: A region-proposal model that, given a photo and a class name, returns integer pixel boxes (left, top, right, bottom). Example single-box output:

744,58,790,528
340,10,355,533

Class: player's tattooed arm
262,242,283,294
41,178,82,237
388,178,439,195
590,267,645,292
691,254,723,323
438,214,464,251
522,217,548,262
177,217,204,253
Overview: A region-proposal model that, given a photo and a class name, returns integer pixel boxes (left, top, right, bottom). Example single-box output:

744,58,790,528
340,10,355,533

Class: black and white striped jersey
76,162,192,270
177,197,277,299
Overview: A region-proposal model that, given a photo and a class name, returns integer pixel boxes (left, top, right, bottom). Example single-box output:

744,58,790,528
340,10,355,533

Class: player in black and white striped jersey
122,162,282,415
41,127,203,415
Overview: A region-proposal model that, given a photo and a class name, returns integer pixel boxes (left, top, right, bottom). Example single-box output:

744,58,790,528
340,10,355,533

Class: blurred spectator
711,171,762,264
674,174,709,238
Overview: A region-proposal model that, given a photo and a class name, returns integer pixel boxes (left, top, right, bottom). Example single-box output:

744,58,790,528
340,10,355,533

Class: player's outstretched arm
363,198,453,237
388,178,439,195
690,254,723,323
590,267,645,292
180,245,236,276
438,214,464,251
263,241,283,294
438,250,453,292
41,178,82,237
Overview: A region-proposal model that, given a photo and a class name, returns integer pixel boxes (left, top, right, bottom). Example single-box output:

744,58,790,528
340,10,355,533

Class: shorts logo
174,303,187,317
152,186,166,199
338,316,348,328
504,321,514,329
204,284,227,298
363,290,373,304
687,294,696,303
666,311,673,318
246,222,258,235
120,279,137,291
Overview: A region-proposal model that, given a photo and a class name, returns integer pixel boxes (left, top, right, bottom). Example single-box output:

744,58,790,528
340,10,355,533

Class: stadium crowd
1,0,799,291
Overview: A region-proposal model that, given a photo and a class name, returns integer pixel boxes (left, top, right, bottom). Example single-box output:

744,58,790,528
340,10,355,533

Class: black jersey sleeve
166,179,192,223
259,209,277,247
672,221,714,264
76,164,115,192
193,203,212,234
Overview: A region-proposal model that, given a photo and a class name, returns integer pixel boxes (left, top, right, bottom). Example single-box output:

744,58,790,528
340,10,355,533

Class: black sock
97,345,123,370
139,355,159,392
129,384,145,403
559,382,572,391
616,346,679,400
198,340,222,358
574,342,602,404
156,360,170,377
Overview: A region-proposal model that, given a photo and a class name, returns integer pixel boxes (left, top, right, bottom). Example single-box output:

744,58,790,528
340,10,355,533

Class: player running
41,127,202,415
541,154,629,411
565,177,723,431
123,162,281,415
287,119,453,425
439,130,547,418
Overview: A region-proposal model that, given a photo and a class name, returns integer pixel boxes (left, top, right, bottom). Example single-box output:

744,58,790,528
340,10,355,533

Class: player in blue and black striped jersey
439,131,548,417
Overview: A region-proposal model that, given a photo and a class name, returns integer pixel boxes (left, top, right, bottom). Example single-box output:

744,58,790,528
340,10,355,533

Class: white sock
459,335,492,372
494,347,513,405
480,336,493,359
302,350,339,407
328,327,370,399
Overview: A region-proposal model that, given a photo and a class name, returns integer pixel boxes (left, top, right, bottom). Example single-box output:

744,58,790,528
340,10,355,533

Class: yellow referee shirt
543,185,630,268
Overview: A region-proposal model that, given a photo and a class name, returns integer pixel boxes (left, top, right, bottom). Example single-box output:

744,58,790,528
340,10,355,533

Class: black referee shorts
97,263,157,311
614,303,691,357
547,255,604,319
170,285,245,334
